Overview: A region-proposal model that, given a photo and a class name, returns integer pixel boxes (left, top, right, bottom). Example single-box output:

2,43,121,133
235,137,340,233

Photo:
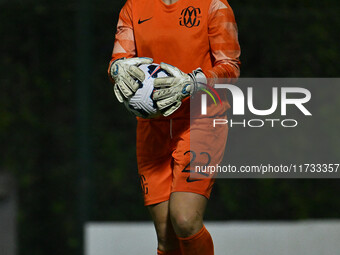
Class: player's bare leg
169,192,207,237
148,201,180,253
169,192,214,255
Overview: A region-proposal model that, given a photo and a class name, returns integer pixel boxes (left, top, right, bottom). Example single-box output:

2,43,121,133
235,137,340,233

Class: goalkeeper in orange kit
108,0,241,254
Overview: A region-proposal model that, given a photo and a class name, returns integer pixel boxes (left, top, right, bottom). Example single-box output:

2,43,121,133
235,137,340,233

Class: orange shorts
136,117,228,206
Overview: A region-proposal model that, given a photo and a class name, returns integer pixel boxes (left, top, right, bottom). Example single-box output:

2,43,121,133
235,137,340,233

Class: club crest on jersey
179,6,202,28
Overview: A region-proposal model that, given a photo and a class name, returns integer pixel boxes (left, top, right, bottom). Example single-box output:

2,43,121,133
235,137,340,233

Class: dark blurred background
0,0,339,254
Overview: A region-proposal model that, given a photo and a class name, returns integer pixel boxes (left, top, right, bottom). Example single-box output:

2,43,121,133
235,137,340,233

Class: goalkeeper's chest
132,0,211,56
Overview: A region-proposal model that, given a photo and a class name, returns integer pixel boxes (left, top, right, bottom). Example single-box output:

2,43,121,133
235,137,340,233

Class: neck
162,0,179,5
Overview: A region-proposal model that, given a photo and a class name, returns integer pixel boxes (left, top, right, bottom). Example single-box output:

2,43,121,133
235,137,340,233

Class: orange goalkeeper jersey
109,0,241,118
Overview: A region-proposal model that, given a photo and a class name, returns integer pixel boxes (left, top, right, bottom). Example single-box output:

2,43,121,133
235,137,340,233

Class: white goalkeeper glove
153,63,207,117
110,57,153,102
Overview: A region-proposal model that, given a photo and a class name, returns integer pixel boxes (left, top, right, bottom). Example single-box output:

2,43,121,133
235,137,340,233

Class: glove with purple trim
153,63,207,117
110,57,153,102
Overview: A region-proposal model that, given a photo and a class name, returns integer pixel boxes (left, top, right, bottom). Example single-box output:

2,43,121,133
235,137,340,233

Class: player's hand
153,63,206,117
110,57,153,102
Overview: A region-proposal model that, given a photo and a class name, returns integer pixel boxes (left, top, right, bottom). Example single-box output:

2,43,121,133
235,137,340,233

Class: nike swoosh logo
138,17,152,24
186,177,203,183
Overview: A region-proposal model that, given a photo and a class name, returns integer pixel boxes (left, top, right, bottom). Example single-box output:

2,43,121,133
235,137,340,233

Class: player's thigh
137,119,174,206
136,119,172,159
171,117,228,198
188,117,229,169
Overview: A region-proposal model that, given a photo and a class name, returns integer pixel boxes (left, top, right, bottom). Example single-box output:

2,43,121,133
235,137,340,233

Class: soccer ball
124,64,168,118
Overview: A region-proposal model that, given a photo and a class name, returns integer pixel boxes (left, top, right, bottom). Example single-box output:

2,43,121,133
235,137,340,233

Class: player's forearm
108,0,135,82
108,27,137,82
108,30,137,78
204,59,241,83
207,0,241,82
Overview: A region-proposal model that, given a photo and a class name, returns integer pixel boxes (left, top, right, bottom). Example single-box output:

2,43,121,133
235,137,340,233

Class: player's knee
170,210,202,238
